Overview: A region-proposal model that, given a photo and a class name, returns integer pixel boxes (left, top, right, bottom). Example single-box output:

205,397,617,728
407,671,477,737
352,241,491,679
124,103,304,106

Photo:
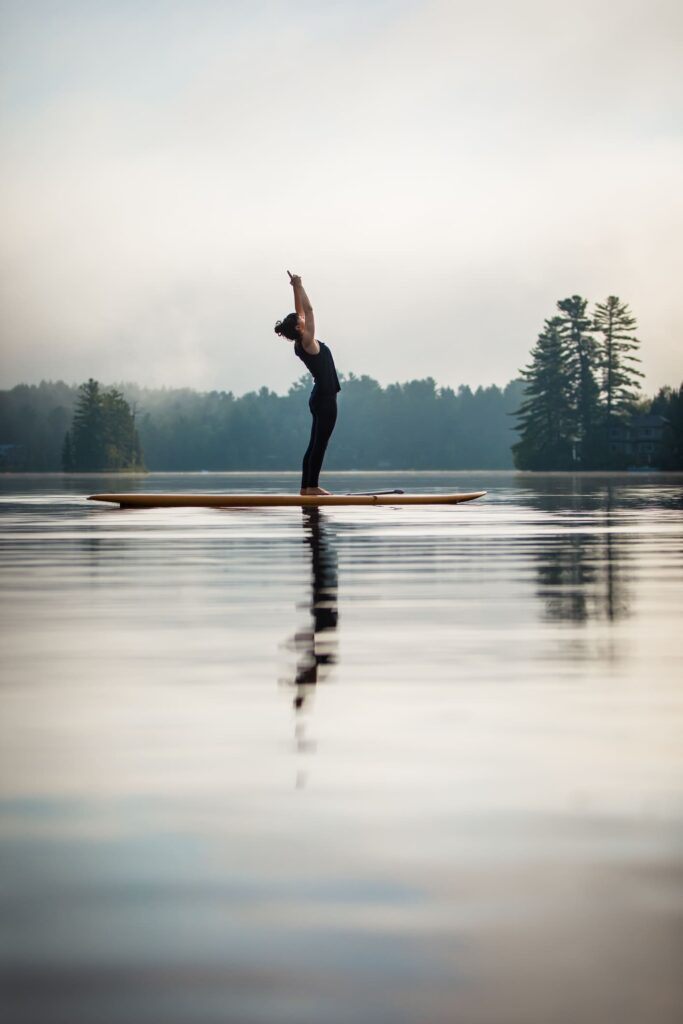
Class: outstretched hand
287,270,301,288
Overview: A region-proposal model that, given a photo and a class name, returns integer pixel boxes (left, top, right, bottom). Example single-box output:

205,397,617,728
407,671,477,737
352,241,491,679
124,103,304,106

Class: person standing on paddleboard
274,272,341,496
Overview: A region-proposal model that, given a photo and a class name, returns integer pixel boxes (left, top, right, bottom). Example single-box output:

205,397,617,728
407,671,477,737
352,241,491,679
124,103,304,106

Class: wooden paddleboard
88,491,487,508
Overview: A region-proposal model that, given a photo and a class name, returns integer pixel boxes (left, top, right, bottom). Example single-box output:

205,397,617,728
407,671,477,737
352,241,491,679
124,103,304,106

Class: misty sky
1,0,681,396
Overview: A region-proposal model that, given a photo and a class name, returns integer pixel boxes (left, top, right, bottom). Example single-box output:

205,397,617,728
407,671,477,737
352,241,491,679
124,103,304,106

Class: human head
274,312,300,342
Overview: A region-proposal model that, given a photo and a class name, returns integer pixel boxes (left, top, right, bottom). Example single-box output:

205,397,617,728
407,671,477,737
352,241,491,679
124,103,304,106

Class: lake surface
1,471,682,1024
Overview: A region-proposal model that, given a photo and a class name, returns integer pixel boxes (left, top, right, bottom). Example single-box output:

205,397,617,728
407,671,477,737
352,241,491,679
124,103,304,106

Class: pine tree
592,296,643,424
66,379,144,471
512,317,575,469
102,388,144,469
71,378,105,471
556,295,601,466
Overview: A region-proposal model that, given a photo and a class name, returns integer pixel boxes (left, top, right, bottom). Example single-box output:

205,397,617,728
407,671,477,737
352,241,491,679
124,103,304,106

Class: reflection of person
274,272,341,496
289,508,339,710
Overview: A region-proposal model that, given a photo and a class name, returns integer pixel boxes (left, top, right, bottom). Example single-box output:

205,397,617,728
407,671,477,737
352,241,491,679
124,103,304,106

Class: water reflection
512,474,683,515
2,476,683,1024
285,508,339,711
536,488,631,623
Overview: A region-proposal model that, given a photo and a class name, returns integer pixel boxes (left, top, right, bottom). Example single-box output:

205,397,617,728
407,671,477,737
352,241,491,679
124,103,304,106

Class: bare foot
300,487,331,496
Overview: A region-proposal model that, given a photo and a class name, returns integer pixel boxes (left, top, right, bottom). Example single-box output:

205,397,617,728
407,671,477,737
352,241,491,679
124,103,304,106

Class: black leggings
302,394,337,489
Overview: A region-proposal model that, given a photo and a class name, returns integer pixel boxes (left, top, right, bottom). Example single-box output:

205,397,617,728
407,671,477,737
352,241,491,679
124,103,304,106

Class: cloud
1,0,681,393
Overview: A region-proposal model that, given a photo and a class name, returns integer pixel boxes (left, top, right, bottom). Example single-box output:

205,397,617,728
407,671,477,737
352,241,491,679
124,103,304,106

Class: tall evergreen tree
66,379,144,471
556,295,601,466
70,378,105,471
102,388,144,469
592,296,643,423
512,317,575,469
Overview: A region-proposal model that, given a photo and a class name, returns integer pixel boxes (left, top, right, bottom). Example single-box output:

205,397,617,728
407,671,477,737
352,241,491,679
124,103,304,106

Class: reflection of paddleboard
88,492,487,509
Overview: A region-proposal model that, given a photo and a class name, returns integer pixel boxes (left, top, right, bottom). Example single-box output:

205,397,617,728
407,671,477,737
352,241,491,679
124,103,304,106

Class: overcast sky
1,0,681,395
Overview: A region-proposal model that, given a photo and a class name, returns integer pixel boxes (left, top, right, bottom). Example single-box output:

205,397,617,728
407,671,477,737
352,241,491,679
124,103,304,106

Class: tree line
0,375,524,471
0,323,680,472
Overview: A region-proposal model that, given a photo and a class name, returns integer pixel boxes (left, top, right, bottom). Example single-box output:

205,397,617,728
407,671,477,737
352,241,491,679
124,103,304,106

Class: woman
274,272,341,496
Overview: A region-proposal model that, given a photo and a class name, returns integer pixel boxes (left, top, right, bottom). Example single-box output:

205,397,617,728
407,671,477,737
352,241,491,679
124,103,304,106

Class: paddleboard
88,491,487,509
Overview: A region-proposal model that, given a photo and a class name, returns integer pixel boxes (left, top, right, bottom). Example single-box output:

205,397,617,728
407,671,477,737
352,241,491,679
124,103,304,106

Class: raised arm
288,271,318,353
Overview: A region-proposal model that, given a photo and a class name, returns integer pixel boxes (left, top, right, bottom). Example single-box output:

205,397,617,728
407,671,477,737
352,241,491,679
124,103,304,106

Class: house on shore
608,414,668,467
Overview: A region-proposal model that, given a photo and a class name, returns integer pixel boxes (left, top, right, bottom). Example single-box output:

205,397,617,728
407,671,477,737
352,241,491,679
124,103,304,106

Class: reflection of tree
603,527,628,622
537,534,599,622
285,508,339,710
535,486,630,623
603,484,629,622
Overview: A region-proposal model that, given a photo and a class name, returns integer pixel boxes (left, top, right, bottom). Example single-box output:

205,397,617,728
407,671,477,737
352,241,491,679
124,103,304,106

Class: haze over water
1,472,682,1024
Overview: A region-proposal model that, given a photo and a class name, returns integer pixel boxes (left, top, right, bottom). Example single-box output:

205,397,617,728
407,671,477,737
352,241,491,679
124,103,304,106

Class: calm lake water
1,471,682,1024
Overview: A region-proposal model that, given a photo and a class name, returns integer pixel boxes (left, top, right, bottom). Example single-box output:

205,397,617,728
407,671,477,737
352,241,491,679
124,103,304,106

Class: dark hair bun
273,312,300,341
